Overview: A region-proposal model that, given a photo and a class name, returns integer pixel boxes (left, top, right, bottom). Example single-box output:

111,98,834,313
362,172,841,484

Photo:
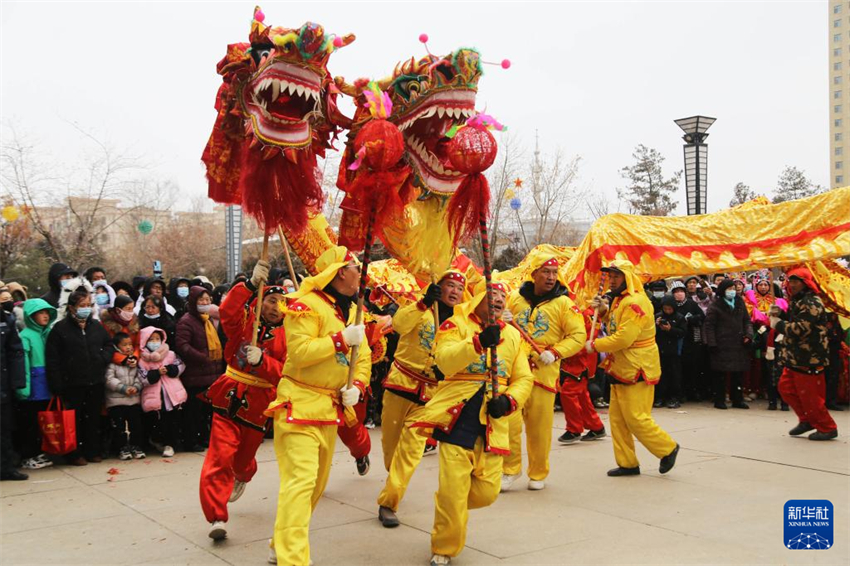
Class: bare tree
486,134,525,256
524,149,584,247
1,124,147,268
0,197,36,279
319,153,343,229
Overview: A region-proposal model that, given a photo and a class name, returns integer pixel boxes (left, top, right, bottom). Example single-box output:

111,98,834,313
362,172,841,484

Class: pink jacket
138,326,187,412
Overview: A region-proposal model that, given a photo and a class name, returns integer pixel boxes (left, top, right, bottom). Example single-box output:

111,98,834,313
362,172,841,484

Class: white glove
538,350,557,365
776,333,784,344
251,260,270,288
341,324,365,347
245,345,263,366
340,385,360,407
765,346,775,361
501,310,514,323
585,340,594,354
769,316,780,330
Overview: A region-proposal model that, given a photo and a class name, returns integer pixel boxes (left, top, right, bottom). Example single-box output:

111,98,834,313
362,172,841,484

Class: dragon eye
250,44,274,65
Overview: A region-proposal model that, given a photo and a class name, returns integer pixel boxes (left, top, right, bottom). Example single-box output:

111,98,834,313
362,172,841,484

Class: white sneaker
430,554,451,566
21,457,50,470
162,445,175,458
267,539,276,564
500,473,520,492
208,520,227,540
229,480,246,502
527,480,545,491
35,453,53,465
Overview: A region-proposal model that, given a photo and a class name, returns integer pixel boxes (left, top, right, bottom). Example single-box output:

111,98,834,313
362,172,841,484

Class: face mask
196,304,211,314
146,341,162,352
95,294,110,306
725,290,737,300
1,301,13,312
177,287,189,299
118,309,135,322
145,312,160,320
284,286,295,294
74,307,92,320
652,291,665,299
60,279,73,290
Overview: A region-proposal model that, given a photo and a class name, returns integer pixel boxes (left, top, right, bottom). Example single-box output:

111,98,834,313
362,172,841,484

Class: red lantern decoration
446,126,498,244
354,119,405,172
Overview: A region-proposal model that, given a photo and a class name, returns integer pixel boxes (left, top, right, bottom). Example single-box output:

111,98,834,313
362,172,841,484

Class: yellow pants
376,405,428,511
272,415,337,566
609,381,677,469
503,385,555,481
380,390,420,471
431,438,502,557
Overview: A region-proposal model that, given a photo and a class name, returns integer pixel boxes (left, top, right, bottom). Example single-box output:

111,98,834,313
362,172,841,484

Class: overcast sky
1,1,827,217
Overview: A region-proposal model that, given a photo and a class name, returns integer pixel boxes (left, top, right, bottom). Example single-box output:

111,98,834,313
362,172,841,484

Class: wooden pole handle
251,234,270,347
278,227,300,291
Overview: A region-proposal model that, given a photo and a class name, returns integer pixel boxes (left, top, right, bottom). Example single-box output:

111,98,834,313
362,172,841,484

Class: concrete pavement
1,400,848,566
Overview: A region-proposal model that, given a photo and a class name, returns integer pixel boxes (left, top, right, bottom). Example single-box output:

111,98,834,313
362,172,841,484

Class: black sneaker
557,431,581,445
653,400,663,409
659,444,679,474
607,466,640,477
378,505,400,528
731,402,750,409
581,428,606,441
781,403,790,411
356,455,370,476
808,430,838,441
666,400,681,409
767,402,777,411
826,403,844,412
714,402,727,410
423,443,437,456
0,470,28,481
789,422,815,436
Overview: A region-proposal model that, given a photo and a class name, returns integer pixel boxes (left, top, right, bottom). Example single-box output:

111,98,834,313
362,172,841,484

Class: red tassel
237,143,323,234
447,173,491,245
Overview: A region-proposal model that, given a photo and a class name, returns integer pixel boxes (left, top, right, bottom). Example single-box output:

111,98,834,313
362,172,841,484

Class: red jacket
203,282,285,431
560,308,597,381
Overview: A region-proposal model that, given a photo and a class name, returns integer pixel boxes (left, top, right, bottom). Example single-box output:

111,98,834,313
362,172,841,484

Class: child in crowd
16,299,57,469
105,333,146,460
137,326,186,458
655,296,687,409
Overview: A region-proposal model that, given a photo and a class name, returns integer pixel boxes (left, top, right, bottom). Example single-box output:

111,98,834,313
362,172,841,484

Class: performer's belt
283,375,340,398
446,373,509,388
225,366,274,389
632,337,656,348
393,360,438,385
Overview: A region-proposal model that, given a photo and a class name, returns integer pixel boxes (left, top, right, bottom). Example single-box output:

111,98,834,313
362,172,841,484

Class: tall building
830,1,850,187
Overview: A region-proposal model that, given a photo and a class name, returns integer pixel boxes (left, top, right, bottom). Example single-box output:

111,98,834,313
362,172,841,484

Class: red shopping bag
38,397,77,455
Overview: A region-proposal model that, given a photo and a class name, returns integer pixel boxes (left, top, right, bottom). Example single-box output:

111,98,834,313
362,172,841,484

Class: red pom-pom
501,59,511,69
354,120,405,172
333,36,344,48
254,8,265,22
419,33,429,44
447,127,498,174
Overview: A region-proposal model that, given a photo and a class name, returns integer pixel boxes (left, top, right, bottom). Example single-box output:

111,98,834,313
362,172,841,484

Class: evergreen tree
617,145,681,216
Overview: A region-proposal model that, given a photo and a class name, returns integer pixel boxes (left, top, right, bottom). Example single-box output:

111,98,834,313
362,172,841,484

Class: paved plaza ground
1,400,848,566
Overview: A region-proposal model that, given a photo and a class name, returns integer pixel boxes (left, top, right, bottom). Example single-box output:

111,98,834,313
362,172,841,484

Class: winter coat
655,297,687,358
104,360,143,408
674,296,706,347
40,262,76,308
137,326,187,412
167,277,192,320
16,299,57,401
92,281,117,320
703,296,753,372
1,310,26,402
775,288,829,370
133,278,176,316
139,311,177,346
45,313,112,394
176,286,225,389
55,276,94,323
100,307,141,364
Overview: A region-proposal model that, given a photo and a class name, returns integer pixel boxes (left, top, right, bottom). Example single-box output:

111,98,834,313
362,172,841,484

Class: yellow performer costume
265,246,371,566
410,282,533,563
502,254,586,489
377,271,467,525
587,259,679,476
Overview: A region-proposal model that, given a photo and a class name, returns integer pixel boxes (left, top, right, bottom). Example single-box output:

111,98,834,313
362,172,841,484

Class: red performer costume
559,307,605,441
200,270,286,538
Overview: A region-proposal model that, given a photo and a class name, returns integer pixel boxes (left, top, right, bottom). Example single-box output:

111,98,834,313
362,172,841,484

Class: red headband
490,282,508,294
541,258,558,268
441,272,467,285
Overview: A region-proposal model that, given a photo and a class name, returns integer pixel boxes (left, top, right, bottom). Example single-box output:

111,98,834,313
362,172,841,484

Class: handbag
38,397,77,455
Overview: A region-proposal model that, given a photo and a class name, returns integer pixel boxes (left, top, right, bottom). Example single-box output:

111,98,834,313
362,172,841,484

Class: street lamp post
674,115,716,215
225,204,244,282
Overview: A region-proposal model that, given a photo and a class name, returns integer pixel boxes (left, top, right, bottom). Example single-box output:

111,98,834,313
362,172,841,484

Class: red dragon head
203,6,354,232
338,48,483,198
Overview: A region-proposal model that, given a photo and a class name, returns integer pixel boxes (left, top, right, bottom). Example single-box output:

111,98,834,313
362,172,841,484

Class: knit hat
670,281,686,292
648,280,668,291
716,279,735,295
